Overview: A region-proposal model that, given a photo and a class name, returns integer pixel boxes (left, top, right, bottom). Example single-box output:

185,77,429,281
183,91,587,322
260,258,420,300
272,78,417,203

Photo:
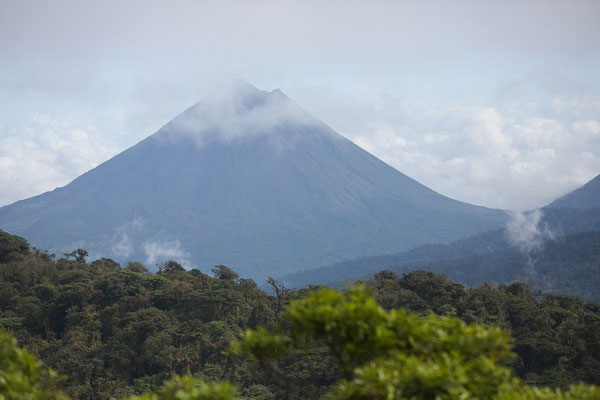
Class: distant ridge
548,174,600,209
0,81,508,281
278,205,600,289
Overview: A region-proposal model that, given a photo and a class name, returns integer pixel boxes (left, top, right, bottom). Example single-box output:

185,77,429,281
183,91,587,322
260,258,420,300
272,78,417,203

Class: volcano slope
0,81,507,280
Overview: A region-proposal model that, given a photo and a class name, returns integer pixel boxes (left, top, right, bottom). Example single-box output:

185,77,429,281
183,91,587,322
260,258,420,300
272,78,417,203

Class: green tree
0,328,67,399
64,249,88,264
125,261,151,275
158,261,186,274
211,265,239,281
234,285,600,400
0,328,238,400
0,230,29,264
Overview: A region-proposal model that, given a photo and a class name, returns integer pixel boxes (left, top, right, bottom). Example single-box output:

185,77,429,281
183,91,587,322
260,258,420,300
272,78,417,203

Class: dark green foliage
212,265,240,281
0,229,29,264
64,249,89,263
1,229,600,398
125,375,242,400
125,261,151,275
235,285,600,400
0,328,67,399
0,233,280,399
367,270,600,388
158,260,186,274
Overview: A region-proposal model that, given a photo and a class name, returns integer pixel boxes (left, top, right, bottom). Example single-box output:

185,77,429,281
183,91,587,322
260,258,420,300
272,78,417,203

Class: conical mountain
0,81,507,280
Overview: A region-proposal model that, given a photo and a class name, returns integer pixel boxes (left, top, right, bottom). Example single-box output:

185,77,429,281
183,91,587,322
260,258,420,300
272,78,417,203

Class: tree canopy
1,229,600,399
235,285,599,399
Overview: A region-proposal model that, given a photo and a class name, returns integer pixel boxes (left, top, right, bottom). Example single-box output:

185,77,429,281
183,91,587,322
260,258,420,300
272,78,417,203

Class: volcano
0,81,507,280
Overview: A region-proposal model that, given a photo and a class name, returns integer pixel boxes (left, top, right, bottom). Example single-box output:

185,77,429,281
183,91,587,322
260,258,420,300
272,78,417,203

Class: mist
142,240,191,269
111,217,145,258
158,81,321,149
505,209,557,251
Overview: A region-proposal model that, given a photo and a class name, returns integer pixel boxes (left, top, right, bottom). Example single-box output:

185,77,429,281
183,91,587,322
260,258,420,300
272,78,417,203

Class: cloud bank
338,85,600,210
0,114,119,207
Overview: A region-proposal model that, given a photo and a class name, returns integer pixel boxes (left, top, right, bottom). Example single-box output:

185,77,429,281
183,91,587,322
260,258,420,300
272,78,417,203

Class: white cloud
330,88,600,211
0,114,119,206
142,240,191,268
572,120,600,135
467,107,511,151
159,81,319,150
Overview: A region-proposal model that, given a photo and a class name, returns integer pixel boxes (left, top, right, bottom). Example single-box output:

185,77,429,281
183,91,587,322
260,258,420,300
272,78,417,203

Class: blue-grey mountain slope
0,81,507,281
547,174,600,209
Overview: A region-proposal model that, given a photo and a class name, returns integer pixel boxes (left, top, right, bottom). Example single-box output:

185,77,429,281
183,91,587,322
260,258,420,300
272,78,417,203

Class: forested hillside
1,229,600,398
364,270,600,387
395,231,600,302
281,206,600,291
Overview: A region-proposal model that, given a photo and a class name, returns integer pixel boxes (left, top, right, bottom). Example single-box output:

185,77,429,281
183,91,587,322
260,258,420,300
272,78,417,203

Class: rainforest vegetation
1,229,600,399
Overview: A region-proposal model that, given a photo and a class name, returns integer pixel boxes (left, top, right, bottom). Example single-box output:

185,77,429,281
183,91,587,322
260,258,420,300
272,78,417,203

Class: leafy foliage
368,270,600,387
0,239,278,398
236,285,599,400
125,376,241,400
1,230,600,399
0,230,30,264
0,328,67,399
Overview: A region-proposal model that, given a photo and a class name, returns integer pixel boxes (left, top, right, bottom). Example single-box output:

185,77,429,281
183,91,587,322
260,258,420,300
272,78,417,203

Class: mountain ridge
548,174,600,209
278,205,600,289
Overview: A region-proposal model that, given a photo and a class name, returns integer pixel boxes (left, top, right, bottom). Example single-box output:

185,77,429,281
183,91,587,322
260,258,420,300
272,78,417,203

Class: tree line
1,229,600,398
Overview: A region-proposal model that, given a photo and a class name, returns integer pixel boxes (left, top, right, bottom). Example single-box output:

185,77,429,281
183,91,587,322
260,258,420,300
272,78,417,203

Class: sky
1,0,599,211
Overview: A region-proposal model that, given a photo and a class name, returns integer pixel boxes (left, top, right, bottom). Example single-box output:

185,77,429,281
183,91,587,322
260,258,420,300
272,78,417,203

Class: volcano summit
0,81,507,280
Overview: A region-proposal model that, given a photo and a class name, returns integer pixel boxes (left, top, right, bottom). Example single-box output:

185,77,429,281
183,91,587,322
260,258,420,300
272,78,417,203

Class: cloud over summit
158,81,319,148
